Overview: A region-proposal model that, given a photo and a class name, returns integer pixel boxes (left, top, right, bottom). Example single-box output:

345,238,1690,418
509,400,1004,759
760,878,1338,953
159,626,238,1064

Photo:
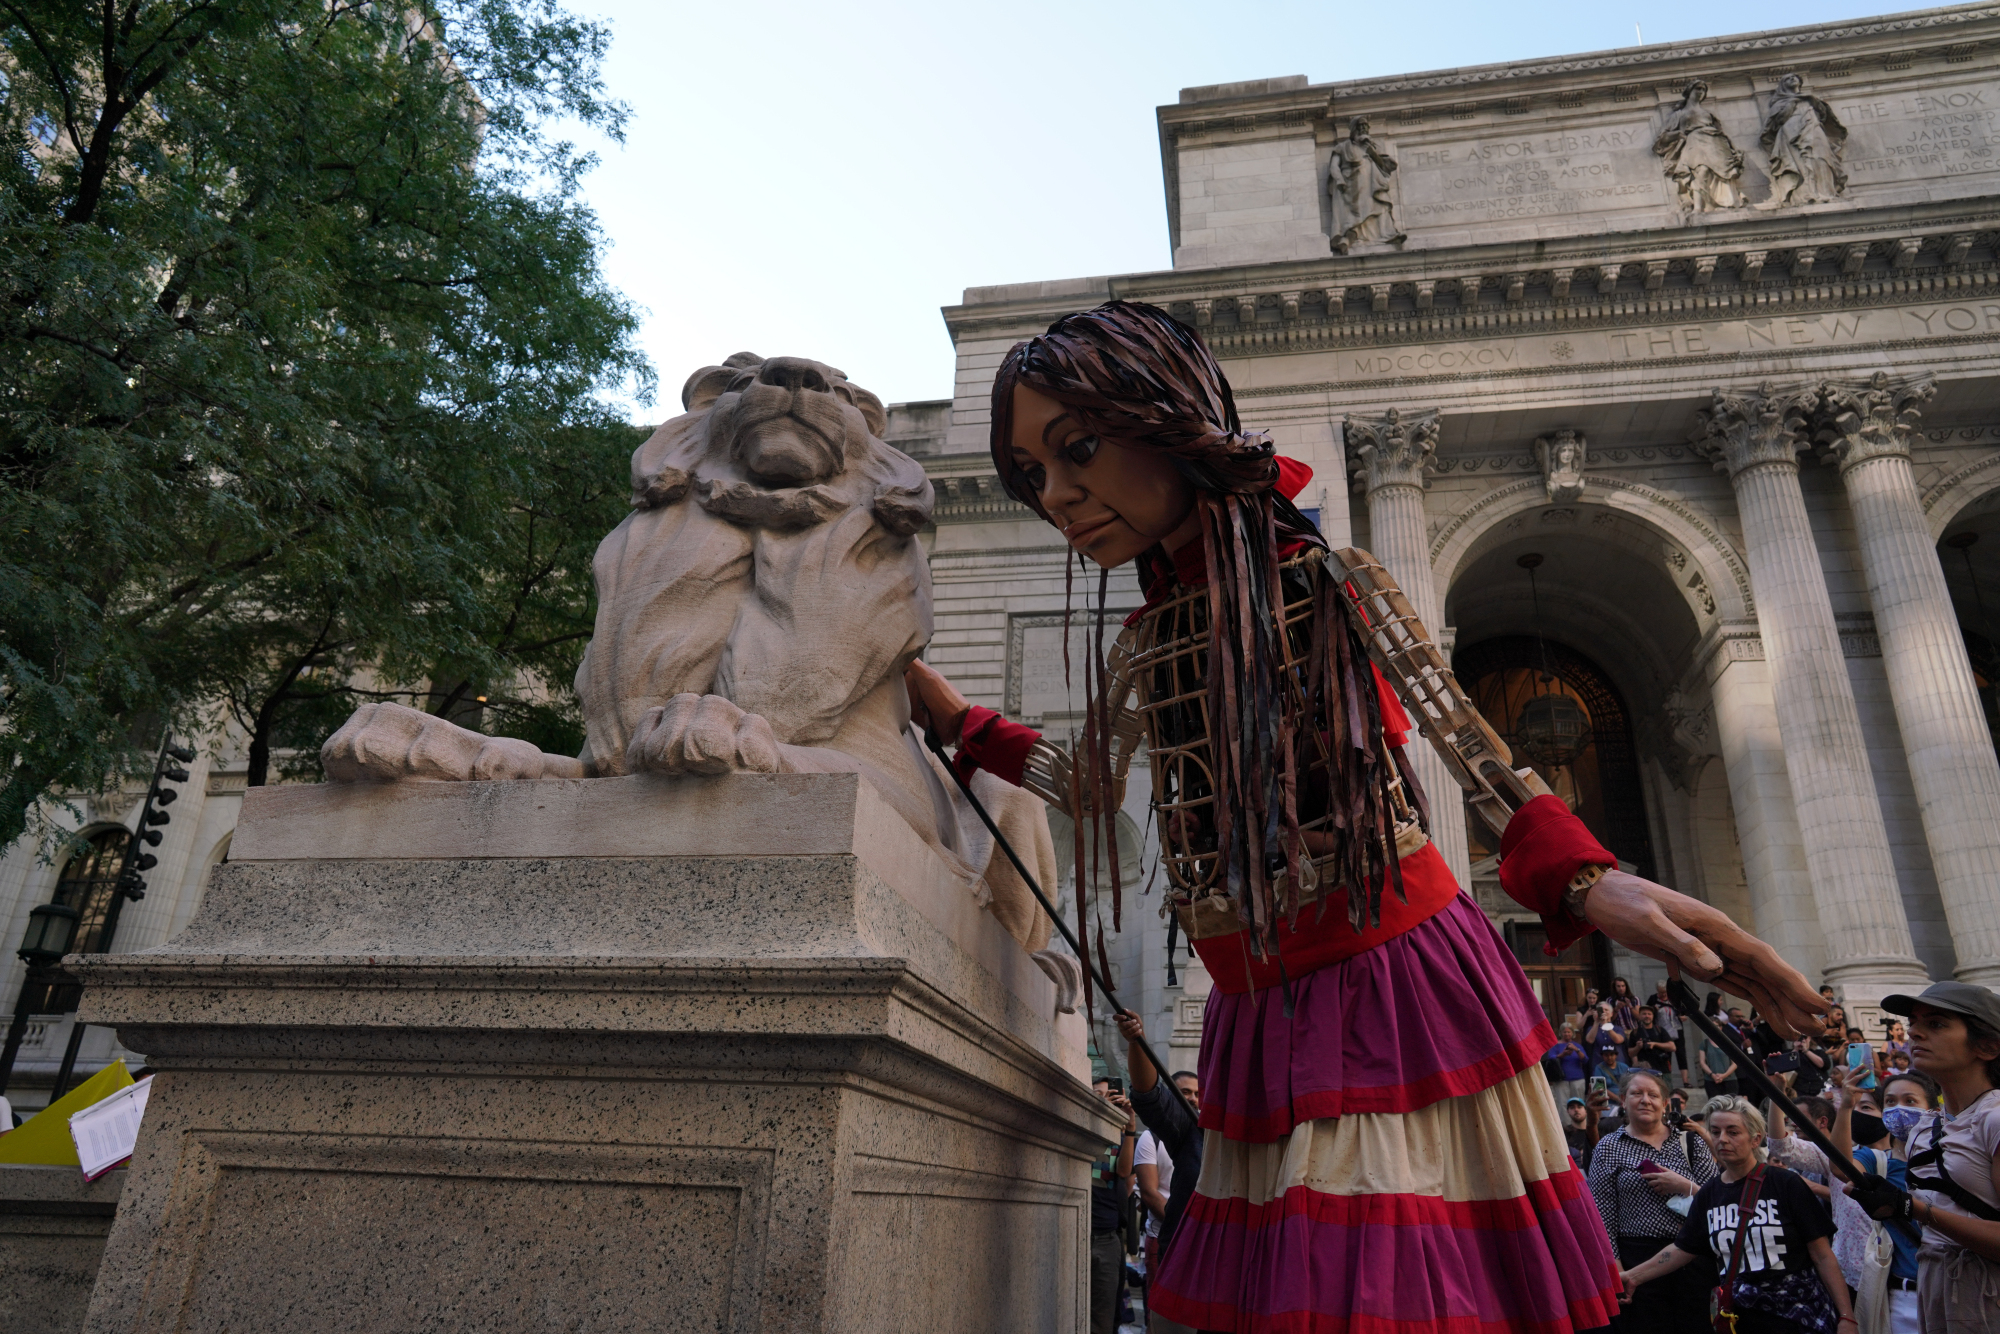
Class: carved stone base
74,774,1107,1334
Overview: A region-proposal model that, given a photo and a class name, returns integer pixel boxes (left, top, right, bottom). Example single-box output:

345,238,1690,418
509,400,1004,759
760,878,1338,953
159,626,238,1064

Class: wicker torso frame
1020,551,1419,920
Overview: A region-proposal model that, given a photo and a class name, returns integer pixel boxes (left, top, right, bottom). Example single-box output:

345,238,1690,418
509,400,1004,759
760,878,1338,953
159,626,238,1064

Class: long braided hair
990,301,1410,954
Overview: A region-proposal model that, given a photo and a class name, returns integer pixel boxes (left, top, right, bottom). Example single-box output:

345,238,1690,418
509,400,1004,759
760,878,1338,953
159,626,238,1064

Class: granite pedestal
71,773,1112,1333
0,1164,125,1334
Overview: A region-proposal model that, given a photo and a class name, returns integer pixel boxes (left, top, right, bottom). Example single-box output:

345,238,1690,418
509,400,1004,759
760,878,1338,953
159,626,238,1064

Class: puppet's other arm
1330,547,1826,1038
904,639,1142,815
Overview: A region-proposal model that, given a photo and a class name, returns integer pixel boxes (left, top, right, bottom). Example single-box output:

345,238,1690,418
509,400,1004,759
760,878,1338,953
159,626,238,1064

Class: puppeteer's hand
1583,870,1826,1039
904,659,970,746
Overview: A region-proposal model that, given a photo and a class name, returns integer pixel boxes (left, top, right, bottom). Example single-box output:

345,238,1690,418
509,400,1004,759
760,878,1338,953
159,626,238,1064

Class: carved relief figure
1534,428,1587,503
1757,73,1848,208
319,352,1065,969
1328,116,1406,255
1653,80,1744,213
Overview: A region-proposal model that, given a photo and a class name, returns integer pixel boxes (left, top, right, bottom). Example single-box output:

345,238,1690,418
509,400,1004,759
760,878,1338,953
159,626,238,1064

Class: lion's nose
757,357,832,394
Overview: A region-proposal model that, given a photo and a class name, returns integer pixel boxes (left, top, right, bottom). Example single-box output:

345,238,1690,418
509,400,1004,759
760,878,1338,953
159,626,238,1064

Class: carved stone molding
1345,407,1440,493
1695,382,1819,477
1815,371,1938,472
1534,429,1587,503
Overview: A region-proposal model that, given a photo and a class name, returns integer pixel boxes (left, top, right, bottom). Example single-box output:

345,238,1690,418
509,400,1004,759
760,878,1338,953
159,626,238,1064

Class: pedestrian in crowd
1547,1023,1591,1108
1825,1004,1850,1043
1611,977,1640,1035
1793,1036,1831,1099
1833,1067,1940,1334
1597,1043,1639,1114
1617,1095,1855,1334
1883,1019,1912,1069
1887,1049,1913,1079
1767,1094,1837,1199
1091,1076,1138,1334
1566,1095,1601,1172
1586,1069,1717,1332
1113,1011,1202,1334
1589,1001,1629,1064
1629,1005,1677,1074
1703,1025,1742,1098
1651,981,1687,1087
1845,982,2000,1334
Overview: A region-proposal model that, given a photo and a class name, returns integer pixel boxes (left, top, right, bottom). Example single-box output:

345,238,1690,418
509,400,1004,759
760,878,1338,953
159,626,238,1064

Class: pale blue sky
574,0,1901,414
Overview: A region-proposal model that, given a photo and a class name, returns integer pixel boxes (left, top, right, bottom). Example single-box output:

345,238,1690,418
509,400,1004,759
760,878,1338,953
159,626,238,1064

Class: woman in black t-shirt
1615,1096,1854,1334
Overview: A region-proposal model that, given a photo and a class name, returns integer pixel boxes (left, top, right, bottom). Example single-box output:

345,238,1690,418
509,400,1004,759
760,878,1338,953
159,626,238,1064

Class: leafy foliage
0,0,652,849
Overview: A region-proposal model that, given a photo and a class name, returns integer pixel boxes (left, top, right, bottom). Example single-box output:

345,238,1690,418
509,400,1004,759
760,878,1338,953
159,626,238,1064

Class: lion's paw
322,701,551,782
626,694,782,776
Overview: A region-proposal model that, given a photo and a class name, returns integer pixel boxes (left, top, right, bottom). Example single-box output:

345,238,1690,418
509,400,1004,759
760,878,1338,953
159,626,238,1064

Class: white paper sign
68,1076,151,1181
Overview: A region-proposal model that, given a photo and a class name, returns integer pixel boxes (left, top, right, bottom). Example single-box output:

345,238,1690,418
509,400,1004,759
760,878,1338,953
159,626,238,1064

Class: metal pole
1667,978,1918,1239
922,731,1196,1121
0,973,42,1097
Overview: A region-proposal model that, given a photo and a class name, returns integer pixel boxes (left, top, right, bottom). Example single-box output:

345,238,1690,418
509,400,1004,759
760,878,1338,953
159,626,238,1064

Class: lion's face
689,354,888,487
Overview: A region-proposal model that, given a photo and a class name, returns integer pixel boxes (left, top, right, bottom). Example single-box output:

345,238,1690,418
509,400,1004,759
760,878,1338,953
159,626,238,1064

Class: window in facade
18,827,130,1014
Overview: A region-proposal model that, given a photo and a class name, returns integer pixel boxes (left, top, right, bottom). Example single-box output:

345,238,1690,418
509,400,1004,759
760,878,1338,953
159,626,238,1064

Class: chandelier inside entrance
1511,554,1592,770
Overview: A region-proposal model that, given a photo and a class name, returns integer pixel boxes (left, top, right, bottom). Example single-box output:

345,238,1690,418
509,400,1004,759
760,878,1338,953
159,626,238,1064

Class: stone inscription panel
1398,126,1664,226
1007,613,1134,728
1840,79,2000,183
1244,299,2000,386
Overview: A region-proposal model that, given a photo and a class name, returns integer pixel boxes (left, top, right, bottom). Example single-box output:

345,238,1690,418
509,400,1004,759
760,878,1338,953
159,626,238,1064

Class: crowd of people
1538,978,2000,1334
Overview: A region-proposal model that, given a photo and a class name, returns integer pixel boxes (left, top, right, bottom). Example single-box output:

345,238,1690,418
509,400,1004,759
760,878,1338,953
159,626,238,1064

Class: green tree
0,0,651,847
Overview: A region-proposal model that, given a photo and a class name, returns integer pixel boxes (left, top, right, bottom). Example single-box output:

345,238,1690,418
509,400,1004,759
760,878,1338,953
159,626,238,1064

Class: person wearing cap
1845,980,2000,1333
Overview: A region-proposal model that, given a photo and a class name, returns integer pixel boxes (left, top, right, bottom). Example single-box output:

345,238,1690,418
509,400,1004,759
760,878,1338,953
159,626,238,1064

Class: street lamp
17,902,80,967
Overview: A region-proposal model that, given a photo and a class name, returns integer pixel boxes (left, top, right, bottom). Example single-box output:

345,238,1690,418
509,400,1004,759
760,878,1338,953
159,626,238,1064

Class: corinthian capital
1694,382,1819,479
1345,407,1440,493
1815,371,1937,472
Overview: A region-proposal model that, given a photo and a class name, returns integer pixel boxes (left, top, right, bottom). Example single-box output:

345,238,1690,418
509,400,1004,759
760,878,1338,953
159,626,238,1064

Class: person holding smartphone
1618,1096,1854,1334
1586,1069,1718,1332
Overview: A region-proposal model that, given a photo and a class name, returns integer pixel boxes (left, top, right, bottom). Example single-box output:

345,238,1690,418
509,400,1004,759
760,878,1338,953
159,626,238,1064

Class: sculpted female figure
1654,79,1744,213
1328,116,1406,254
1759,72,1849,208
904,301,1825,1333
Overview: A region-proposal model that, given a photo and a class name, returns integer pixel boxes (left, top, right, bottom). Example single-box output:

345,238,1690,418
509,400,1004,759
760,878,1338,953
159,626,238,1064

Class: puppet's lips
1064,514,1116,545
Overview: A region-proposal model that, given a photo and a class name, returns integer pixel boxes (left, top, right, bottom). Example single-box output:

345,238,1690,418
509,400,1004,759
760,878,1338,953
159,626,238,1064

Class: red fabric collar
1131,456,1316,624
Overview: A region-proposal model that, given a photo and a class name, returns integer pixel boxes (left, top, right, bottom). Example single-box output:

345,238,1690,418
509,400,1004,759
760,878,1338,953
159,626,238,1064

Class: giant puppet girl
904,301,1825,1334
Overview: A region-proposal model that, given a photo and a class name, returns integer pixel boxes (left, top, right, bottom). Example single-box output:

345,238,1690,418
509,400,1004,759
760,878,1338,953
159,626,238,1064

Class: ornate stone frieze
1533,429,1587,503
1655,80,1746,215
1345,407,1440,493
1695,382,1819,476
1757,73,1849,209
1815,371,1938,471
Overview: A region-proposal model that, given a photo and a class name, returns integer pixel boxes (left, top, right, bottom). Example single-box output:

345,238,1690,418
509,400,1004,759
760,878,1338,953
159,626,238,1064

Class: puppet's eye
1062,435,1100,467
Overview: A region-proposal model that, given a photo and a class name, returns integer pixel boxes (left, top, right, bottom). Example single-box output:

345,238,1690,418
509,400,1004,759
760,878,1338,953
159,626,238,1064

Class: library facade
900,4,2000,1068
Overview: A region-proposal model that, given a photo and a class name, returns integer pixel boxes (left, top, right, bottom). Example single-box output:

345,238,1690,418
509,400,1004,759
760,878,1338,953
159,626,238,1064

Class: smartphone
1637,1158,1663,1175
1104,1077,1125,1096
1847,1042,1879,1089
1589,1075,1608,1098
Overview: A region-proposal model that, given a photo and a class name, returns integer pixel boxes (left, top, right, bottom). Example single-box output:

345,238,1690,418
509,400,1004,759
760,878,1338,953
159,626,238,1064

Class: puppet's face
1007,382,1199,569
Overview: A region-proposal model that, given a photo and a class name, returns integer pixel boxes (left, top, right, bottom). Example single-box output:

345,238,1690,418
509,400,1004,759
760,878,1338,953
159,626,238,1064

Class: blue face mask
1882,1106,1924,1139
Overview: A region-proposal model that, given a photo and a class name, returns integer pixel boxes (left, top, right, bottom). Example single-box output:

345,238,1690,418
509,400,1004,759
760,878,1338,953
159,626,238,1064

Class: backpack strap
1906,1114,2000,1223
1718,1166,1767,1313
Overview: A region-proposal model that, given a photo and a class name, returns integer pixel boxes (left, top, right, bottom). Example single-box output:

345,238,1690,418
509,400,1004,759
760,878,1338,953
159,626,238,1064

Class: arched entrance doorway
1455,635,1655,1023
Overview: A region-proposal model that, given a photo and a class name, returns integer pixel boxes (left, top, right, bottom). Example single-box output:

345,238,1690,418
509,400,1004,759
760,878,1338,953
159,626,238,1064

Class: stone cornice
944,211,2000,344
1158,5,1999,129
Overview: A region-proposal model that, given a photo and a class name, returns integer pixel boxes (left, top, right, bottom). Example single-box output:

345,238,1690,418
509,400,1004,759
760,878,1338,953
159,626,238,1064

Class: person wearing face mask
1833,1069,1939,1334
1842,982,2000,1334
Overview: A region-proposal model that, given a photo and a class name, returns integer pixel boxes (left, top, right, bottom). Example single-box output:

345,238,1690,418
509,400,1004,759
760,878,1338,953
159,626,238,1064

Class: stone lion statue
321,353,1065,981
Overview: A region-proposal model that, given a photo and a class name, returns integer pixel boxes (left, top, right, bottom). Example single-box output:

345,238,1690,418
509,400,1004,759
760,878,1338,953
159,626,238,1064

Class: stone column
1696,385,1930,1004
1344,408,1471,885
1820,374,2000,987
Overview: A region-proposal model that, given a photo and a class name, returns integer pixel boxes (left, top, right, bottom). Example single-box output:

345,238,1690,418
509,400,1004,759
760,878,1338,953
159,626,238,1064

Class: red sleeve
956,705,1041,787
1371,663,1410,749
1275,456,1314,501
1499,794,1615,952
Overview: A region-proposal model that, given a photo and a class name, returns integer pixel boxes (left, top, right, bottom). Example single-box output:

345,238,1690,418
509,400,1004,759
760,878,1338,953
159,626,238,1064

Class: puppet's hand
1582,870,1826,1038
626,693,782,776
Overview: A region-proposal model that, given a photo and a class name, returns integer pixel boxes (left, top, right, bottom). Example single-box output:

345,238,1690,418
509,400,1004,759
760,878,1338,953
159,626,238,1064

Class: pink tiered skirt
1148,894,1622,1333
